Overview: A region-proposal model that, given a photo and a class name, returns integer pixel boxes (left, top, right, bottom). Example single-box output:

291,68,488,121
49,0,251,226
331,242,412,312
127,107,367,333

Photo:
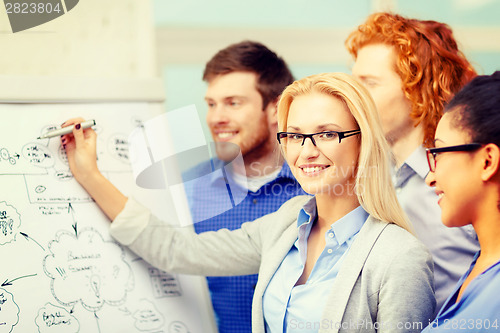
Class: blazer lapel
256,196,311,292
257,220,298,292
252,217,299,332
320,216,389,333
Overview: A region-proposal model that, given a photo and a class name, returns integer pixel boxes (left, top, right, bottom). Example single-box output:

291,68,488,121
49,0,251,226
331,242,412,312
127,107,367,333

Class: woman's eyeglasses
277,130,360,149
426,143,483,172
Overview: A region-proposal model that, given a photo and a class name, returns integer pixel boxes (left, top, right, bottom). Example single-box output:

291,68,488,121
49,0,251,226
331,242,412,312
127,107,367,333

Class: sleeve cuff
109,197,151,245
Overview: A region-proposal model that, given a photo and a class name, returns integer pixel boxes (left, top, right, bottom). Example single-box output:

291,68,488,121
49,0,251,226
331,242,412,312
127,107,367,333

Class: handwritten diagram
44,228,134,311
35,303,79,333
0,103,215,333
0,148,20,166
0,288,19,333
0,202,20,246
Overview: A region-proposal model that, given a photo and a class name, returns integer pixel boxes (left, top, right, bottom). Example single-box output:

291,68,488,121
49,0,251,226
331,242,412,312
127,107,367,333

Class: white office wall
0,0,156,78
153,0,500,143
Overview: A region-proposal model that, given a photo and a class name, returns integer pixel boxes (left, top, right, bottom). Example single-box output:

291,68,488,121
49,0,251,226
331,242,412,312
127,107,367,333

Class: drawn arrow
2,274,37,287
68,203,78,237
94,311,101,333
13,153,20,159
20,232,45,251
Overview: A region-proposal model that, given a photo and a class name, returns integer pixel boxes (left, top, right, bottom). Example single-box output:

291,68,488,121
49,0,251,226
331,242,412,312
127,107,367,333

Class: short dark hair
445,71,500,147
203,40,294,109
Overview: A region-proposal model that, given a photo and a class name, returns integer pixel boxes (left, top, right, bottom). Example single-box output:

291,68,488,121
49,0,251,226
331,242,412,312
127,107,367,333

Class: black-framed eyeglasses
426,143,483,172
277,130,360,148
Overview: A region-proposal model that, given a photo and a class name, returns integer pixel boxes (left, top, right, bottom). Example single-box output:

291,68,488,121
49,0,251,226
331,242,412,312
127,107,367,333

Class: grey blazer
110,195,436,333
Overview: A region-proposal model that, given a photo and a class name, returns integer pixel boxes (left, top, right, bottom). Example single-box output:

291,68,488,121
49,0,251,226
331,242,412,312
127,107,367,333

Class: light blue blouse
422,252,500,332
262,197,368,333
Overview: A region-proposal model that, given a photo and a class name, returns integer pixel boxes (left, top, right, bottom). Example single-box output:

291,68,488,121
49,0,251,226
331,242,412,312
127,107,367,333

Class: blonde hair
278,73,413,233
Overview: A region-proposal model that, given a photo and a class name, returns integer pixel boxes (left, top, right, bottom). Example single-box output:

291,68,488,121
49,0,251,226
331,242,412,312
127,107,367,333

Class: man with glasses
345,12,480,312
182,41,304,333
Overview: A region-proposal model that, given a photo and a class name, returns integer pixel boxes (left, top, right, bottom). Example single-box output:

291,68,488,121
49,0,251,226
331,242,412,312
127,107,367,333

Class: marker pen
37,119,96,139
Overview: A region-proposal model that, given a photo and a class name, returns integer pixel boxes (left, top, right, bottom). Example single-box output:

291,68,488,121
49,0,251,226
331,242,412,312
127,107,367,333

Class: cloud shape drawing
35,302,79,333
0,288,20,333
0,201,21,246
132,299,164,331
43,228,134,311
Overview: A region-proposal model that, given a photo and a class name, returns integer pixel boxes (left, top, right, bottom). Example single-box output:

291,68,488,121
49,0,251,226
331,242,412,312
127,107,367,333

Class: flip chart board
0,77,217,333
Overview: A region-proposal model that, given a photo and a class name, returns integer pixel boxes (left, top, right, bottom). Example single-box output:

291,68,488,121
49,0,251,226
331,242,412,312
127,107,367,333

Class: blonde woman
62,73,435,333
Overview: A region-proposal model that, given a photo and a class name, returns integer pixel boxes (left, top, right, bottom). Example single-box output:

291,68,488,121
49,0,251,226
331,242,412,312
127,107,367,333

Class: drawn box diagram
25,175,95,204
148,268,182,298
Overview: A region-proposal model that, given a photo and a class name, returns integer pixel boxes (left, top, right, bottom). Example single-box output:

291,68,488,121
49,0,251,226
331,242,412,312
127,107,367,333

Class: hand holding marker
37,120,96,139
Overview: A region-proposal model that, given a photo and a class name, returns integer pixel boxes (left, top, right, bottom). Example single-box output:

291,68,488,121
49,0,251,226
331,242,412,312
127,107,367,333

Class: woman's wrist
78,170,127,221
77,169,105,190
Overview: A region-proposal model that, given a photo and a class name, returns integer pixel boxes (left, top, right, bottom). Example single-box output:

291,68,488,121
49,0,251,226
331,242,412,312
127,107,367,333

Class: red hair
345,12,477,147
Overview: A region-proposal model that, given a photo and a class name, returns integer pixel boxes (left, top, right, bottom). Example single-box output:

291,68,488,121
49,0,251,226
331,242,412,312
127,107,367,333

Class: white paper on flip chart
0,102,217,333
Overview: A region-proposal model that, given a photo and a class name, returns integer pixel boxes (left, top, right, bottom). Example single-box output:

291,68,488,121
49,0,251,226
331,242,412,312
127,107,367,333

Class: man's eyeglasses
277,130,360,148
426,143,483,172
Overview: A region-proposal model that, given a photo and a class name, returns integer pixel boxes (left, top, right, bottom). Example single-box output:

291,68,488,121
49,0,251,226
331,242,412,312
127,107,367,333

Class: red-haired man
346,12,479,312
